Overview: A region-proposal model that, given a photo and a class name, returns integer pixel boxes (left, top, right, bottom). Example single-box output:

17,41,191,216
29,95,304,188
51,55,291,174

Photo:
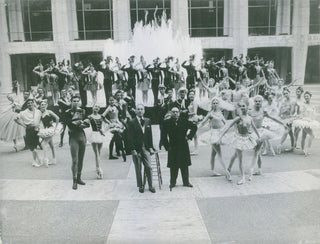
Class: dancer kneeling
219,102,261,185
198,97,231,180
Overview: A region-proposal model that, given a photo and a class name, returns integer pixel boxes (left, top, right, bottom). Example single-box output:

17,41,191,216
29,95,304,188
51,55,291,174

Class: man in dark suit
162,106,197,190
128,104,156,193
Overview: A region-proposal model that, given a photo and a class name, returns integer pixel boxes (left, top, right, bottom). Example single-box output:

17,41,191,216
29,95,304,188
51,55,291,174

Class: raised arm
219,117,240,139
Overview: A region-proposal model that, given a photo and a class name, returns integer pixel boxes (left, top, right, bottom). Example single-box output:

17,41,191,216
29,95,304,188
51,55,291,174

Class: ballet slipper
248,169,254,181
253,168,262,176
96,168,103,179
225,170,232,181
211,171,222,177
237,178,246,185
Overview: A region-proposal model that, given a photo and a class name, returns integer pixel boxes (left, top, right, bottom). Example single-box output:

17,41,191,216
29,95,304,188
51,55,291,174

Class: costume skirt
88,131,105,144
227,132,257,150
0,108,25,142
199,128,225,145
38,127,55,139
138,78,150,91
84,82,98,92
292,118,320,131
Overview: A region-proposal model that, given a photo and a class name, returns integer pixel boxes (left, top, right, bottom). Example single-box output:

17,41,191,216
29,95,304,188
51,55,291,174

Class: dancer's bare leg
237,149,245,185
228,151,237,173
213,144,231,181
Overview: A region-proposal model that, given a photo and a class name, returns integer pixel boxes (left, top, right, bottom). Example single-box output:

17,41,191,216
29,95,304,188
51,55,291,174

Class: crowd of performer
0,53,319,190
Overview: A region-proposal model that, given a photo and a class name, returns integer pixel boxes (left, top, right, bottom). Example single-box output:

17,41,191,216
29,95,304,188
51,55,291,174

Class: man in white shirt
15,98,42,167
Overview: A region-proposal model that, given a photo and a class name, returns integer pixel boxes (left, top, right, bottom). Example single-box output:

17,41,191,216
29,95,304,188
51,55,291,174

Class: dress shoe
109,155,118,160
183,183,193,187
77,178,86,185
169,184,176,191
139,187,144,193
72,180,77,190
149,187,156,193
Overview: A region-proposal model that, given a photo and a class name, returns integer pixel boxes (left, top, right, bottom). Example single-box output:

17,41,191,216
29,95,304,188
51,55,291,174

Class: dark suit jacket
162,116,197,168
128,117,154,153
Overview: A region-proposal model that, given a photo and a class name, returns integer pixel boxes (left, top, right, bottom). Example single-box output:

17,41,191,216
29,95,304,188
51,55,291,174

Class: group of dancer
1,53,319,189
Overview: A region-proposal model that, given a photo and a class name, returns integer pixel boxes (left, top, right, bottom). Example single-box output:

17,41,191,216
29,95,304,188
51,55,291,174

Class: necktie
140,118,145,127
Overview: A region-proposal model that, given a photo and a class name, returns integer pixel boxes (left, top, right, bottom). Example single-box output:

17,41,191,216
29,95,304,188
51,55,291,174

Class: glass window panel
190,0,215,8
76,0,83,10
30,12,52,31
191,28,218,37
85,30,112,40
83,0,110,9
77,10,84,31
164,0,170,8
28,0,52,11
130,10,137,29
217,6,223,28
190,9,216,28
136,0,164,9
249,6,269,27
248,0,269,7
84,11,111,30
309,0,320,33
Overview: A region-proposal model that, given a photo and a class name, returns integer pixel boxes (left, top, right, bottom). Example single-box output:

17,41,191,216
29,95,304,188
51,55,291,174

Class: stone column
0,0,12,94
232,0,248,57
7,0,25,41
276,0,291,35
171,0,189,37
223,0,231,36
113,0,131,41
292,0,310,85
67,0,79,40
51,0,70,62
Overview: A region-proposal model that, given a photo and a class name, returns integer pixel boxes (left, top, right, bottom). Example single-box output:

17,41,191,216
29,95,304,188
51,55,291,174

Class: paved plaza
0,126,320,244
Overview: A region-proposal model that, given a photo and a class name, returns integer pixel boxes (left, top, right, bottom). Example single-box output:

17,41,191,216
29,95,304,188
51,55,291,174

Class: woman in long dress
0,94,25,151
198,97,232,180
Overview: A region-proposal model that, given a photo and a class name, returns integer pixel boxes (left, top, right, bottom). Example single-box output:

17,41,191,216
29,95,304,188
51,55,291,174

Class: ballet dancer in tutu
277,87,295,153
219,102,261,185
292,91,320,156
38,100,59,166
0,94,25,151
247,95,287,178
85,104,105,179
198,97,232,180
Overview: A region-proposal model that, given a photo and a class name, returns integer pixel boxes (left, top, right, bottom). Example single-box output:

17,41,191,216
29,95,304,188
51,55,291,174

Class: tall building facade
0,0,319,95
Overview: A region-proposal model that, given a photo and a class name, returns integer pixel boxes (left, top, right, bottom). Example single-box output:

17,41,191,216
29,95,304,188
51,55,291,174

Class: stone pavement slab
197,191,320,243
0,200,119,244
106,199,211,244
1,169,320,201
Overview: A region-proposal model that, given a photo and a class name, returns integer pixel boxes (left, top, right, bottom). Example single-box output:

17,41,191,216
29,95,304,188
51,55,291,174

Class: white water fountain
92,10,203,107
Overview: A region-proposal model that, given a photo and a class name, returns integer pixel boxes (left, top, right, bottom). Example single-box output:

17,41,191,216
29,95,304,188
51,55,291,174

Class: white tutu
198,98,235,112
292,118,320,130
0,108,25,142
200,128,222,144
38,127,55,138
227,131,257,150
88,131,105,144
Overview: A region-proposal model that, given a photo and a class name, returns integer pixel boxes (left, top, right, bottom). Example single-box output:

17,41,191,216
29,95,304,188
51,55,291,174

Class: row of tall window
4,0,320,42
